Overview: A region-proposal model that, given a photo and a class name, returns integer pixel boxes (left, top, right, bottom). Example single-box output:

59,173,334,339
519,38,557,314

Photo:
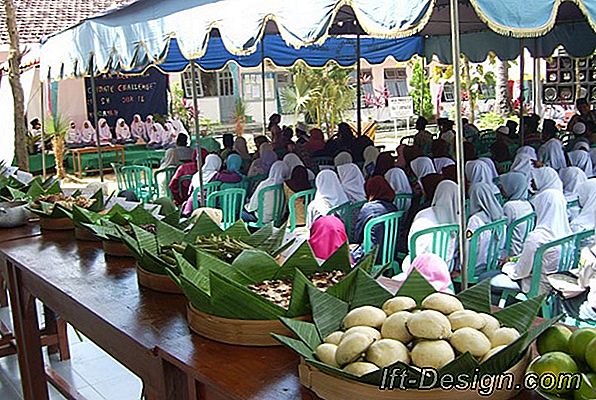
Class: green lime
574,373,596,400
528,352,580,395
569,328,596,364
585,337,596,373
537,325,573,355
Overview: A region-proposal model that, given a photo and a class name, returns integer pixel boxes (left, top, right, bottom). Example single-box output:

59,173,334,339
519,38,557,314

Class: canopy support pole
449,0,467,290
190,60,205,208
356,33,362,137
39,78,46,180
261,42,267,136
89,59,104,182
519,40,525,145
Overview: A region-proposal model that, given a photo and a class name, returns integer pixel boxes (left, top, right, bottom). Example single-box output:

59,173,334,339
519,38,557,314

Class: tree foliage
409,60,434,120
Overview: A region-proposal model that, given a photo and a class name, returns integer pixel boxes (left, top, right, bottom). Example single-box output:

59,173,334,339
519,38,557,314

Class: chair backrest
288,189,316,232
363,211,404,267
409,224,460,264
567,199,579,209
505,212,537,256
495,193,505,206
466,218,507,281
177,174,193,201
121,165,154,201
528,233,579,298
245,174,267,196
327,200,366,243
111,163,125,191
393,193,413,213
206,188,247,229
497,161,512,174
254,184,286,227
154,166,178,199
192,181,222,209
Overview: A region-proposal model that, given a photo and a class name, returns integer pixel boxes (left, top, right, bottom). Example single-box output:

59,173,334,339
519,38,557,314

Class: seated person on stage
130,114,146,143
97,118,113,146
79,121,96,146
114,118,135,144
66,120,82,148
161,122,177,149
147,122,165,149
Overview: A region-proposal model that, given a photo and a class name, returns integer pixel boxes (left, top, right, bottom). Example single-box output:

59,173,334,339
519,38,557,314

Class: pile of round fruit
530,326,596,399
315,292,521,377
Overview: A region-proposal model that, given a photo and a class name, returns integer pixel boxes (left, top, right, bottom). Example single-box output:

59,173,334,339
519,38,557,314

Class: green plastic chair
121,165,155,202
312,156,334,172
245,174,267,196
504,212,537,256
393,193,413,213
497,161,512,174
288,189,316,232
134,157,162,168
409,224,460,266
206,188,246,229
499,232,579,318
111,163,125,191
192,181,222,209
177,174,193,201
154,166,178,199
567,199,579,209
327,200,366,243
458,218,507,285
247,184,286,228
363,211,404,274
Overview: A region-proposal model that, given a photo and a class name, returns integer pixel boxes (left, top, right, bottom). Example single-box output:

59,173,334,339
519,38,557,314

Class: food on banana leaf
449,327,491,357
489,327,521,347
342,362,379,377
342,306,386,329
31,194,96,210
122,223,157,236
195,234,254,262
411,340,455,369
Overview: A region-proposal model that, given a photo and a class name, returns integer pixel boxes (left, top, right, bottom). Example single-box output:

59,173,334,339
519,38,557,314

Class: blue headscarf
499,172,529,201
226,154,242,173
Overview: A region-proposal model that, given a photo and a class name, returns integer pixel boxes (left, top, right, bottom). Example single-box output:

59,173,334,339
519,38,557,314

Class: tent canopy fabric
40,0,596,80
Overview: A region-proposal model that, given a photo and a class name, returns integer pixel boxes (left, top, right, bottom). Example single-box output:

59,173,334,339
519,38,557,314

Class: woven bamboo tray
187,304,309,347
136,265,182,294
102,240,134,257
74,227,100,241
298,352,531,400
40,217,74,231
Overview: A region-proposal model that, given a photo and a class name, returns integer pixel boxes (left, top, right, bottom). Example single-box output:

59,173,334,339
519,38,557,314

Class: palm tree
45,114,69,180
495,59,512,117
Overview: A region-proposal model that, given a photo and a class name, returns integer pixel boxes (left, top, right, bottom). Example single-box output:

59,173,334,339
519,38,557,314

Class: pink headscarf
387,254,453,294
309,216,348,261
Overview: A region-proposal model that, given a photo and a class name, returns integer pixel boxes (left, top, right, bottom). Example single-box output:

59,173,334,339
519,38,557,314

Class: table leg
0,273,8,307
43,306,70,361
7,261,49,400
160,359,190,400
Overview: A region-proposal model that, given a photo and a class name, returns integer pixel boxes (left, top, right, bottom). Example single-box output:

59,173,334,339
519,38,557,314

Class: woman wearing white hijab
169,116,188,136
243,160,287,224
385,167,413,211
478,157,499,181
538,137,567,171
131,114,146,142
531,167,563,194
494,189,572,294
362,146,380,177
79,120,96,145
559,167,588,221
283,153,315,181
334,151,353,167
147,122,165,149
517,146,537,159
568,149,594,178
307,170,349,228
161,122,177,149
115,118,133,144
570,179,596,236
467,182,504,274
97,118,112,145
433,157,455,174
510,153,534,178
500,172,534,255
183,154,223,216
66,120,81,147
410,157,436,182
465,159,500,194
337,163,367,203
405,180,459,269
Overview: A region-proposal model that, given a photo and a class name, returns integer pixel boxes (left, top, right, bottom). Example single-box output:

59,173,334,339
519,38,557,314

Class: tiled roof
0,0,133,45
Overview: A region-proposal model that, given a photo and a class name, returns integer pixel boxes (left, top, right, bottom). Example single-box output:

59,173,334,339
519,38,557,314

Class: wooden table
70,145,125,178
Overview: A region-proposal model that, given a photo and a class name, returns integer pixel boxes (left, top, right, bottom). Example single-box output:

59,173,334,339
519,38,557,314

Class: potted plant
233,98,247,136
45,114,69,180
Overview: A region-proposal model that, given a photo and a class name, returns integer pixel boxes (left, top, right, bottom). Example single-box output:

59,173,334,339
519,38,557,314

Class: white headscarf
479,157,499,181
149,122,165,143
538,138,567,171
517,146,537,159
145,115,154,132
433,157,455,173
591,148,596,177
469,182,504,222
115,118,131,140
511,153,534,177
131,114,145,139
307,170,349,227
283,153,315,181
570,179,596,233
568,150,594,178
169,116,188,136
334,151,353,167
246,160,287,212
431,180,460,225
411,157,436,181
337,163,366,203
532,167,564,193
192,154,222,189
385,167,412,195
80,120,96,143
465,159,500,194
362,146,380,173
98,118,111,142
162,122,176,146
559,167,588,199
531,188,572,238
66,121,79,143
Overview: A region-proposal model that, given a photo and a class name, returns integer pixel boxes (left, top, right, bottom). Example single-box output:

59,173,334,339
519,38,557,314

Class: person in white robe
306,170,349,229
334,151,353,167
147,122,165,149
517,146,537,159
243,161,287,224
538,137,567,171
161,122,177,149
385,167,412,210
570,180,596,246
337,163,366,203
465,159,500,194
500,172,534,256
568,149,594,178
531,167,564,194
65,121,81,147
131,114,146,142
282,153,315,181
559,166,588,221
410,156,436,183
97,118,112,146
478,157,499,181
79,120,96,145
115,118,133,144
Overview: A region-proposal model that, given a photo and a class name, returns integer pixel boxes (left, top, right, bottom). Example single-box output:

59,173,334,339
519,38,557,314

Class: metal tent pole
449,0,468,290
533,40,543,116
519,40,525,145
189,60,205,207
261,42,267,136
356,33,362,136
89,58,104,182
39,78,46,179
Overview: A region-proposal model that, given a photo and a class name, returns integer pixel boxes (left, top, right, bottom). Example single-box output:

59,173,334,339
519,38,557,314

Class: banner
85,67,167,127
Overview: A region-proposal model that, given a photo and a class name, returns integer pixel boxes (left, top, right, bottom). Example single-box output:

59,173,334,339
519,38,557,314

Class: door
218,68,235,123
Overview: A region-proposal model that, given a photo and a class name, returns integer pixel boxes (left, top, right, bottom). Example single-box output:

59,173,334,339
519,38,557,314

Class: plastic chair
567,199,579,209
177,174,193,202
154,166,178,199
247,184,286,228
362,211,404,274
458,219,507,285
134,157,161,168
393,193,413,213
206,188,246,229
497,161,512,174
499,232,579,318
121,165,155,202
409,224,460,266
244,174,267,197
504,212,537,256
327,200,366,243
288,189,316,232
192,181,222,209
111,163,125,191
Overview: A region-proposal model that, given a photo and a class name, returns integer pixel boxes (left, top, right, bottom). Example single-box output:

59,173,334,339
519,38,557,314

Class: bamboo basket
40,217,74,231
74,227,100,242
136,265,182,294
102,240,134,257
187,304,309,347
298,352,531,400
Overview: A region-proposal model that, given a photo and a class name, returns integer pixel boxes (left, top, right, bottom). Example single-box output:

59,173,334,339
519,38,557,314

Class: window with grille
218,69,235,96
242,73,275,101
384,68,409,97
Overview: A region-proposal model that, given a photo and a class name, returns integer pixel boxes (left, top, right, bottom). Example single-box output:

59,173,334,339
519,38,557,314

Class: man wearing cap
568,98,596,133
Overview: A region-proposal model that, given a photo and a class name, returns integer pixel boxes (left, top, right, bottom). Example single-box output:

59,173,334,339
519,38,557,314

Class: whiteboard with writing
388,97,414,119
